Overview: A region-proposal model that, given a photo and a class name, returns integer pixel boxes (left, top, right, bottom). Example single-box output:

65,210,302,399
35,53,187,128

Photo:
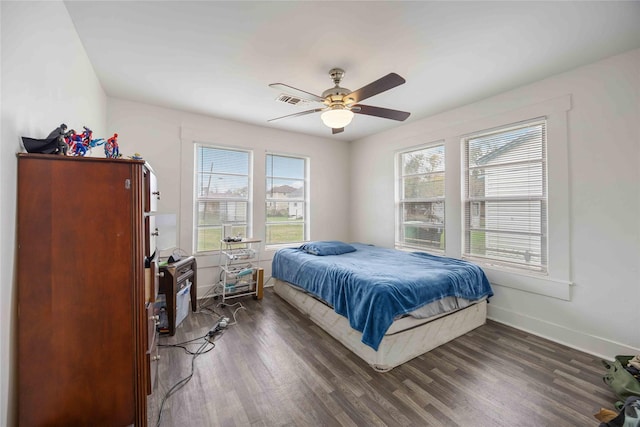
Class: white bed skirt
274,279,487,372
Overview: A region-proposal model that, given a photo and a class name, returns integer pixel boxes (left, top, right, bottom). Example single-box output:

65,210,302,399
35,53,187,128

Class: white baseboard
487,304,639,360
190,287,639,360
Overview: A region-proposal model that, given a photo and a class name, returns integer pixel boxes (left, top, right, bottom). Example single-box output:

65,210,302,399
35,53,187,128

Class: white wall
107,98,351,296
2,3,637,424
0,2,107,425
350,48,640,359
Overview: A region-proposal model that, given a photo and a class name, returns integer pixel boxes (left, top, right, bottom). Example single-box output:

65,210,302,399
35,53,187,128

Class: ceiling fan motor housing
322,87,351,105
323,68,354,107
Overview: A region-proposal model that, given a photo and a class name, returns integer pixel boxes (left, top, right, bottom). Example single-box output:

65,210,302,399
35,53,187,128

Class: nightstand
159,256,197,336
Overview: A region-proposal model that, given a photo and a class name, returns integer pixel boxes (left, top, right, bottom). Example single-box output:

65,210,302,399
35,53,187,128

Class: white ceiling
64,1,640,142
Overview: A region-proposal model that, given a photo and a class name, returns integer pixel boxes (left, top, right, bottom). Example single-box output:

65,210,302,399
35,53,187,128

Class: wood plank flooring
148,288,619,427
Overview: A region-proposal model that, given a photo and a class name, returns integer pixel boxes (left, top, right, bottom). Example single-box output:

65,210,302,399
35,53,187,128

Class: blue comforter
272,243,493,351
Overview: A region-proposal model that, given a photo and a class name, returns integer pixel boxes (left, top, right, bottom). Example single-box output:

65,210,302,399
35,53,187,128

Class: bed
272,241,493,372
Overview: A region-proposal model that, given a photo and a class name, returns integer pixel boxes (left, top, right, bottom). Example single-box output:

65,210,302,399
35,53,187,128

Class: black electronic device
168,253,181,263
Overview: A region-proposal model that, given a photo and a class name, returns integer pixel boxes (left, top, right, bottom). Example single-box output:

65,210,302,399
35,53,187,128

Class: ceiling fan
268,68,410,134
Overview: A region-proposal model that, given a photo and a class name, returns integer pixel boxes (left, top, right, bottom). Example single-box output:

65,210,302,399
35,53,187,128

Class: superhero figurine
81,126,105,149
105,133,120,158
81,126,93,146
74,141,88,156
66,130,87,156
46,124,73,155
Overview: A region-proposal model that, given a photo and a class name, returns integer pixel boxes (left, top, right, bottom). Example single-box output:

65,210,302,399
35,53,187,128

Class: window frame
390,95,571,300
462,118,548,274
395,142,446,252
193,143,253,254
265,153,309,247
448,95,572,300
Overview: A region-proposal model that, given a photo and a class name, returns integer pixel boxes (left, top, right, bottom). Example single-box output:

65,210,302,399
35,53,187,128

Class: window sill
265,242,305,252
480,264,572,301
394,244,445,255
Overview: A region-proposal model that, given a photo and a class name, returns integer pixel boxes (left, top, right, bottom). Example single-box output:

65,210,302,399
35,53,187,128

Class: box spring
274,279,487,372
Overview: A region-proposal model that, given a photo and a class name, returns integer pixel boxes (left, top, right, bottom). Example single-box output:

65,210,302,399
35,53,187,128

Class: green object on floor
602,356,640,404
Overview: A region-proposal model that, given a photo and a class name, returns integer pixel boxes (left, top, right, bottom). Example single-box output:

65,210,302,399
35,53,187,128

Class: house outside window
195,145,251,252
266,154,308,245
396,143,445,251
463,118,548,273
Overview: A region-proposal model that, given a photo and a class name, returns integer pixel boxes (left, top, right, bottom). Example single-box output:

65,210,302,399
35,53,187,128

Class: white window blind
266,154,307,245
463,118,547,273
195,145,251,252
397,143,445,251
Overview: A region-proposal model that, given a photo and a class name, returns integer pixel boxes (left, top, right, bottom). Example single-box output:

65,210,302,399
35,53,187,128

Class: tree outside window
397,144,445,251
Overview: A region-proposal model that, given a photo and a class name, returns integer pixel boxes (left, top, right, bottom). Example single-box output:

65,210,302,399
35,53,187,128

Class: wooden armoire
17,153,159,426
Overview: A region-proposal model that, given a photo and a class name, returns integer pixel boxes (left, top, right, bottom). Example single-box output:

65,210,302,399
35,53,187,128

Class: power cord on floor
196,289,226,319
158,333,216,356
214,301,246,326
197,281,223,306
155,323,227,427
153,285,257,425
196,285,247,327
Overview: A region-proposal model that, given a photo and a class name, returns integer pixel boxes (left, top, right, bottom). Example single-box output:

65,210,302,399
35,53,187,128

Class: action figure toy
65,130,87,156
104,133,120,158
81,126,105,149
46,123,73,155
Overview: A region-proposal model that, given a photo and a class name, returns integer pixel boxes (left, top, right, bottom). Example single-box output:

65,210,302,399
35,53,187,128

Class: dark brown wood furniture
16,154,157,426
158,256,197,336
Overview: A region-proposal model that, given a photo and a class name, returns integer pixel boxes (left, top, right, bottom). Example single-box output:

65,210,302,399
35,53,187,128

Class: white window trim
179,127,257,267
462,117,548,273
445,94,572,300
397,96,571,300
265,152,310,247
395,141,446,252
193,143,253,254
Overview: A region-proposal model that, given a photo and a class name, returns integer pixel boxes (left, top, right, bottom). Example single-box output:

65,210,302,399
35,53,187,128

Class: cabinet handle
157,271,165,278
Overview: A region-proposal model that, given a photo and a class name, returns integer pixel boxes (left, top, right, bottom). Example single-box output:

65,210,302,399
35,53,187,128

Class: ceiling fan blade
268,108,324,122
353,104,411,121
269,83,325,103
332,127,344,135
344,73,406,104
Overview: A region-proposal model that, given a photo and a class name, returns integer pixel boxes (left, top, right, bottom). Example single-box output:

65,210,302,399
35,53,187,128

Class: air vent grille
275,94,315,107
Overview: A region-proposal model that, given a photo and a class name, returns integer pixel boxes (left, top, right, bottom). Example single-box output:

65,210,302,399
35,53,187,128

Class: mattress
274,279,487,372
272,242,493,350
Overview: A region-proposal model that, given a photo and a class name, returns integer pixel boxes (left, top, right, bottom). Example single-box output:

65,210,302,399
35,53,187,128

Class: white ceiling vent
275,94,315,107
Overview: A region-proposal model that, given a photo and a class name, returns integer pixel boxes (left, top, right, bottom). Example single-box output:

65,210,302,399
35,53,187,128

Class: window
195,145,251,252
463,118,547,273
397,143,445,251
265,154,307,245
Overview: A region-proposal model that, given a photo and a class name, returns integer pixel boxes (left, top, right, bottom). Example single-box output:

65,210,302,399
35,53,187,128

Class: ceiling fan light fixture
268,68,409,134
321,108,354,129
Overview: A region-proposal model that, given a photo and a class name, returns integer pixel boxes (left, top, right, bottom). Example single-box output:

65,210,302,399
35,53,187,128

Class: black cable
159,333,208,346
154,336,214,427
197,301,222,315
158,339,216,356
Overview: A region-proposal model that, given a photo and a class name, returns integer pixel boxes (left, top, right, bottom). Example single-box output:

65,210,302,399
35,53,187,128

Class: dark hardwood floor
148,288,618,427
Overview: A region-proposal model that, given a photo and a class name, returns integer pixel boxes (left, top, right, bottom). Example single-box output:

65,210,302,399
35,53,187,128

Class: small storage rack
218,238,261,304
